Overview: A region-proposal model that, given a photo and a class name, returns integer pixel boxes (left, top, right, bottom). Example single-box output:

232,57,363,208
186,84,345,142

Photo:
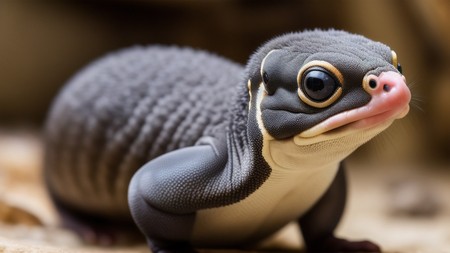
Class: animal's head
245,30,411,168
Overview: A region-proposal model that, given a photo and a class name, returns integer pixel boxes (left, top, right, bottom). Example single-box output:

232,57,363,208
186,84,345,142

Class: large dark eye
301,68,339,102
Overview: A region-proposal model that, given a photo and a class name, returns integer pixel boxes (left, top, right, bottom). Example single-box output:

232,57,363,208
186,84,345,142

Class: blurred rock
387,178,441,217
0,130,58,226
0,202,42,226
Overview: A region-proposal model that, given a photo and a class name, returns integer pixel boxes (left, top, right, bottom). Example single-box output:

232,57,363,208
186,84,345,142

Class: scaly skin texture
44,46,243,218
44,30,410,252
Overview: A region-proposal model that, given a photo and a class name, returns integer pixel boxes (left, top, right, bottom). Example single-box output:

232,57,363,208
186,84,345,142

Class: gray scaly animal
44,30,411,252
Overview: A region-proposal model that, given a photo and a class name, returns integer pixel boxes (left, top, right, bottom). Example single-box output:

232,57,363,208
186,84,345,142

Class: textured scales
45,46,243,218
45,30,410,253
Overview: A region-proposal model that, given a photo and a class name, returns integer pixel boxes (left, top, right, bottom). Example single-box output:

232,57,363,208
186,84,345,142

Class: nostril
369,79,377,89
383,84,391,92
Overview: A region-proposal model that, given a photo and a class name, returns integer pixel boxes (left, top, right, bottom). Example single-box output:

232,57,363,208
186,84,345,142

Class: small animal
44,30,411,252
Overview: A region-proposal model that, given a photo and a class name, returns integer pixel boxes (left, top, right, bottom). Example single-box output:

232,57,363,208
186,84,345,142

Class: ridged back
44,46,243,217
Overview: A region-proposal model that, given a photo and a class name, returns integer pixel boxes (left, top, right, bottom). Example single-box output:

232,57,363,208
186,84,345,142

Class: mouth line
322,110,392,134
298,104,410,138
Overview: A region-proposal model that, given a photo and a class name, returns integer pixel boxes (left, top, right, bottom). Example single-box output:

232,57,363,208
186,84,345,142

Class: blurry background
0,0,449,252
0,0,449,162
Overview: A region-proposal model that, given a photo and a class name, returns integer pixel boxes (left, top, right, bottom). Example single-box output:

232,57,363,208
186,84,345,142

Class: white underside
191,85,392,246
191,159,339,246
191,85,339,246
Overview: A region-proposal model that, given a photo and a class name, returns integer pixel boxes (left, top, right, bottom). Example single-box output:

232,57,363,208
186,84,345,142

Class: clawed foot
307,235,381,252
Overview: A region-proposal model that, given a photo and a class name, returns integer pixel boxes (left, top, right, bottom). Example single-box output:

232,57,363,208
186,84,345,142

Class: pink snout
363,71,411,119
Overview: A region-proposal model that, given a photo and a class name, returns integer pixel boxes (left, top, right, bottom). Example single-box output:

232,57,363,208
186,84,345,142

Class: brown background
0,1,450,252
1,0,449,162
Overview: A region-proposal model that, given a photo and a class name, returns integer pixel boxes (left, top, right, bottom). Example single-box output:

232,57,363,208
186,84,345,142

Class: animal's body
45,46,241,219
44,30,411,252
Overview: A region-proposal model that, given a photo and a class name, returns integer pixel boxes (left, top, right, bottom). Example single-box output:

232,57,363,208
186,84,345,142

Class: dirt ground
0,131,449,253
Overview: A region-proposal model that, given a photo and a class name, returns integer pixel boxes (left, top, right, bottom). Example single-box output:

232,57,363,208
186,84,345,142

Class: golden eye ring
391,50,398,68
391,50,403,74
297,60,344,108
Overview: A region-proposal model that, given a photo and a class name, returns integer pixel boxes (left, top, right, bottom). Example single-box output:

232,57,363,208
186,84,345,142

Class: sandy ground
0,130,449,253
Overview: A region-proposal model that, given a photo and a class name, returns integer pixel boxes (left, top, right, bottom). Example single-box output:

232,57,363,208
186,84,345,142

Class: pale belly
191,163,339,247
